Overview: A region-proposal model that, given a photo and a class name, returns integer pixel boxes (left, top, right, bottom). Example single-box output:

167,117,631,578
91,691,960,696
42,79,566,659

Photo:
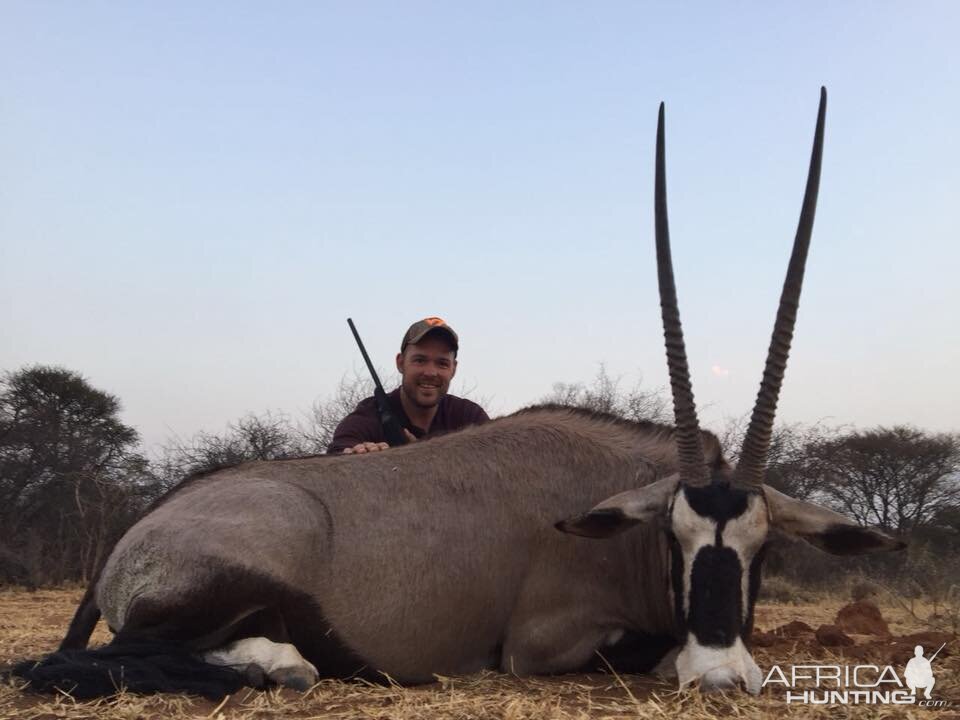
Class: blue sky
2,2,958,451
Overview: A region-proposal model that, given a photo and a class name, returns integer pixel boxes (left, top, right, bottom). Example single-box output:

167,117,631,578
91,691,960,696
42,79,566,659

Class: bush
758,575,816,604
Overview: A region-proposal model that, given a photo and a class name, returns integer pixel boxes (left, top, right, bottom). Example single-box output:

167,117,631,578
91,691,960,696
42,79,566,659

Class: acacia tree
808,426,960,534
0,365,152,584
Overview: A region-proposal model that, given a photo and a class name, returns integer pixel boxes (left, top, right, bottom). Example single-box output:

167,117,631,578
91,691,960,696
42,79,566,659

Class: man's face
396,336,458,409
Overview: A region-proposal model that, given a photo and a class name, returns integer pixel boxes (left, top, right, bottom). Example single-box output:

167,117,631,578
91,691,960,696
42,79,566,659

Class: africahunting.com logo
764,643,951,706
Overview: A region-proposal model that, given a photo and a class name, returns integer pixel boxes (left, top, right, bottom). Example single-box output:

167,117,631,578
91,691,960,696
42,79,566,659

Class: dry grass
1,587,957,720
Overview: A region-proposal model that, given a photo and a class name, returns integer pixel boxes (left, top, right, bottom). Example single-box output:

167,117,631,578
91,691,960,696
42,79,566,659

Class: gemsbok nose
700,666,742,693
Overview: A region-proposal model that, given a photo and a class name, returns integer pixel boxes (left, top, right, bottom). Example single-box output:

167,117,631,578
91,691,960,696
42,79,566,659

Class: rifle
346,318,409,447
928,642,947,663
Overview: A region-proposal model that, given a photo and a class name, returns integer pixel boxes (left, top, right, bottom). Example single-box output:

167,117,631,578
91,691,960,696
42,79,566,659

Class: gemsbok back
11,87,904,698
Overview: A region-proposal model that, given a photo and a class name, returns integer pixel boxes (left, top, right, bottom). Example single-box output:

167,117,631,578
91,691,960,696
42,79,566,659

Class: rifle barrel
929,642,947,663
347,318,386,393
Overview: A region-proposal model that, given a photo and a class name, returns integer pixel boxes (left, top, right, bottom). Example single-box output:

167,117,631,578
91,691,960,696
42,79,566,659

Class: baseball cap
401,317,459,353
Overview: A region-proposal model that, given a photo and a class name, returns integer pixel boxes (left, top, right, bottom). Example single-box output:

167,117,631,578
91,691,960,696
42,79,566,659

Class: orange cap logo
424,317,447,327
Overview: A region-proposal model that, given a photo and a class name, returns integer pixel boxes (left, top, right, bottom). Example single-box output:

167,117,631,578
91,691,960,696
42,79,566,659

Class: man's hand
342,441,389,454
342,430,418,454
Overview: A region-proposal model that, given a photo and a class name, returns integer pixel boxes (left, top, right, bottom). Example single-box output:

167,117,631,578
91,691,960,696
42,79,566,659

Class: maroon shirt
327,387,490,453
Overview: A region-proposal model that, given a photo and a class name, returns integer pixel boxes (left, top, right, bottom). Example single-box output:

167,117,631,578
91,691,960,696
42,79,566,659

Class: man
905,644,938,700
328,317,489,454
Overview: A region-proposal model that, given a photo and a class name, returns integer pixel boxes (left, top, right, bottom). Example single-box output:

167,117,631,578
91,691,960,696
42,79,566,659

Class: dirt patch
772,620,813,637
814,624,853,647
754,599,956,662
750,620,815,649
834,600,890,636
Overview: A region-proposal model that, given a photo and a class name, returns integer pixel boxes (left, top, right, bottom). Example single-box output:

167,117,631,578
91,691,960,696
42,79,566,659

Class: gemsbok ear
763,486,907,555
556,476,678,539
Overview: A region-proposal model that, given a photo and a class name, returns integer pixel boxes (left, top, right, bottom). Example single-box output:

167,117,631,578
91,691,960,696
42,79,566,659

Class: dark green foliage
0,365,158,585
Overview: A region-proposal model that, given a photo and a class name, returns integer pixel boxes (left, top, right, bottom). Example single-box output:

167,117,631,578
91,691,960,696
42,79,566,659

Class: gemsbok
12,87,904,698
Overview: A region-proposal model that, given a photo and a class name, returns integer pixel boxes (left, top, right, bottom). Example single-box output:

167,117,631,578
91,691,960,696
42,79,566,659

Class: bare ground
1,587,957,719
